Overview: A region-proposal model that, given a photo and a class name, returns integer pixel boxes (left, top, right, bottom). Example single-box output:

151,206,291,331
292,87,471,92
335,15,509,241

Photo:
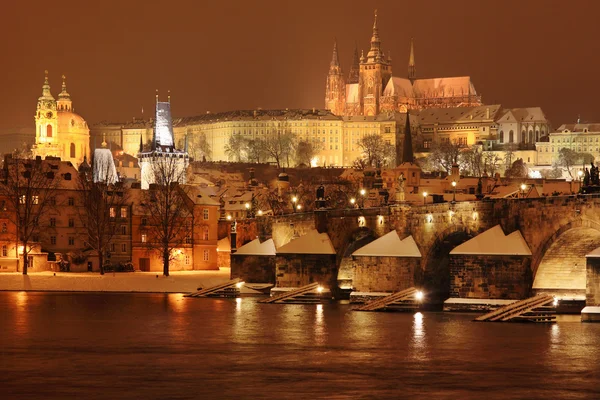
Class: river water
1,292,599,400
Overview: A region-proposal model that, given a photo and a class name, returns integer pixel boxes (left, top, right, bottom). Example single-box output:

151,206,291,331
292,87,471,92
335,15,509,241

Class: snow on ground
0,269,232,293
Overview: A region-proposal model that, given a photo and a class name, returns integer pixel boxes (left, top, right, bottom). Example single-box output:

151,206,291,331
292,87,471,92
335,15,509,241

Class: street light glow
350,198,356,204
257,210,263,216
291,196,298,203
360,189,366,196
520,184,527,191
415,291,424,301
316,285,324,293
244,202,250,209
451,181,457,187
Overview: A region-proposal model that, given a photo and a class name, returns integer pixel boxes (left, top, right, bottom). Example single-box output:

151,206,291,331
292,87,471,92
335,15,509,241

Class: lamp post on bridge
423,191,428,205
451,180,457,204
578,169,584,192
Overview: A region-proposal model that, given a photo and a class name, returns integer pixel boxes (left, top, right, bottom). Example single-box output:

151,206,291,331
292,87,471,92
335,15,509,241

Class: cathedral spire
408,38,416,83
402,113,414,164
57,74,73,111
330,39,340,69
367,9,382,62
348,43,360,84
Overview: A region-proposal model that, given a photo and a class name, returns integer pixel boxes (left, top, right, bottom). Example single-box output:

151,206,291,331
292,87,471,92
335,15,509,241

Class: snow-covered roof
382,77,413,98
413,76,476,98
277,230,336,255
352,231,421,257
234,238,276,256
450,225,531,256
586,247,600,258
217,237,230,252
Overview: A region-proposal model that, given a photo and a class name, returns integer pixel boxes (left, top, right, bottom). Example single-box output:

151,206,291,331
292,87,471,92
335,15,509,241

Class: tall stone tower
347,44,360,84
359,10,392,116
325,40,346,116
138,92,189,189
33,70,59,155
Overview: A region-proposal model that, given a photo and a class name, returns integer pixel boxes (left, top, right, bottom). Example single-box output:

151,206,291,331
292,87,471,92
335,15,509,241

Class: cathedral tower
347,44,360,84
325,40,346,116
359,10,392,116
57,75,73,112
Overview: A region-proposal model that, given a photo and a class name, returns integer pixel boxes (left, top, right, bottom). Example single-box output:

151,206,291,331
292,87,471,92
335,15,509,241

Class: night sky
2,0,600,130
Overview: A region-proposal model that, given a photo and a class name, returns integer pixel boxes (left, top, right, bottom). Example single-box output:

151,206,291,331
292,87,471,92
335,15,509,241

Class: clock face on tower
46,111,53,119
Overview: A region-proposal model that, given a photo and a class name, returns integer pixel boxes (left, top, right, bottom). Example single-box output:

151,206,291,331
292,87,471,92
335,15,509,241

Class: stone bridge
233,194,600,304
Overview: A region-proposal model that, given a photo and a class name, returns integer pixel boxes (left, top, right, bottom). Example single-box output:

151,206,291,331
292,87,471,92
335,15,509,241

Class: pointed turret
325,39,345,115
57,75,73,111
408,38,416,83
348,44,360,84
366,10,382,63
40,70,53,100
402,113,414,164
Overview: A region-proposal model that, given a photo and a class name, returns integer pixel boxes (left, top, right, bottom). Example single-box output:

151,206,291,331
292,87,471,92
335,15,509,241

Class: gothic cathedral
325,11,482,117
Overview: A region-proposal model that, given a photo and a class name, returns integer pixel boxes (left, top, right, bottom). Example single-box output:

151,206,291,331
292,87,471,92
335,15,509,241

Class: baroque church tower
32,71,90,167
34,70,59,152
324,40,346,116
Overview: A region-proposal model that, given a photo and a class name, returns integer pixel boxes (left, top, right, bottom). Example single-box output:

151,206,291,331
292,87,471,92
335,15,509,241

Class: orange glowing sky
2,0,600,129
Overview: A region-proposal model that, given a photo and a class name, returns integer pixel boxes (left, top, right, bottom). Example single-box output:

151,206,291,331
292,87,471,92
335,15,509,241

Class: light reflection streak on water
235,297,242,312
409,312,428,361
14,291,30,336
314,304,325,345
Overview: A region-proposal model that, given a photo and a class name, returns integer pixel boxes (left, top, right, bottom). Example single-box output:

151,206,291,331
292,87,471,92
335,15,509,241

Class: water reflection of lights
314,304,325,344
410,312,427,360
236,297,242,311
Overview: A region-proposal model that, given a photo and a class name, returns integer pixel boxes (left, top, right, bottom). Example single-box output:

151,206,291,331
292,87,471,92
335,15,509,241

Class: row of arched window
499,129,546,144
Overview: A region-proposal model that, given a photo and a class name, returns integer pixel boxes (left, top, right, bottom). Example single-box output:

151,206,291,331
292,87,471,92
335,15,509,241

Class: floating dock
474,295,556,323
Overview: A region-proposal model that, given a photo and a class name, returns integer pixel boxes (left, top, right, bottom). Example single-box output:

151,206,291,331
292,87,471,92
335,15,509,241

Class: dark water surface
1,292,599,400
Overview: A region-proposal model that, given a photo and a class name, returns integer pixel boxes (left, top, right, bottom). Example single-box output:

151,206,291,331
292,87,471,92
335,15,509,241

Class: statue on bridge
584,167,590,186
590,162,599,186
396,173,406,203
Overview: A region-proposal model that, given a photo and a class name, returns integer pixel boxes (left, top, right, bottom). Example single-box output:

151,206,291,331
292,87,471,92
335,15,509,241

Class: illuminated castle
31,71,90,166
138,92,189,189
325,11,482,116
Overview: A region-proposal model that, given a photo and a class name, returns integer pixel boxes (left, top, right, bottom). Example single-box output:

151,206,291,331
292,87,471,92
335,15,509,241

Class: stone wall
450,255,532,299
276,254,337,288
230,255,276,283
352,256,421,293
587,258,600,305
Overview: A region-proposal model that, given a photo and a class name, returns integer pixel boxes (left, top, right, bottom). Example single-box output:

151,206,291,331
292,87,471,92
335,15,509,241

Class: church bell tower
33,70,59,152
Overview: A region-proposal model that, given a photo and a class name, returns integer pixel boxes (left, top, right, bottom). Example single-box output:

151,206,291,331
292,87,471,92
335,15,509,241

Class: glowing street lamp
257,210,263,216
520,183,527,198
291,196,298,213
244,202,250,209
226,214,232,221
350,197,356,207
360,188,366,196
296,204,302,211
423,191,428,205
578,169,584,190
415,291,424,302
451,180,457,203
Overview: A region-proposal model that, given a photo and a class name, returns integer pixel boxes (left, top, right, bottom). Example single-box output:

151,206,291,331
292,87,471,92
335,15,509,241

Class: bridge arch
336,227,379,289
532,218,600,297
421,224,479,304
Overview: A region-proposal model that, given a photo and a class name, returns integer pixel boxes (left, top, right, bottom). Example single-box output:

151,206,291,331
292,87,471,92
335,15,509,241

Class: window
68,218,74,227
2,245,6,257
185,235,192,244
50,218,56,227
203,249,209,261
50,236,56,245
109,207,116,218
203,209,209,220
32,196,39,205
68,237,74,246
509,130,514,143
185,255,190,265
203,227,209,241
68,197,74,206
141,233,147,243
111,243,116,252
121,243,127,253
19,195,25,205
1,222,6,233
141,217,147,225
499,131,504,143
70,143,76,158
121,207,127,218
121,225,127,235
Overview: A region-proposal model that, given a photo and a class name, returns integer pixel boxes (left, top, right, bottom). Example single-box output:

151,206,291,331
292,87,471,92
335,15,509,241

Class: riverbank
0,270,233,293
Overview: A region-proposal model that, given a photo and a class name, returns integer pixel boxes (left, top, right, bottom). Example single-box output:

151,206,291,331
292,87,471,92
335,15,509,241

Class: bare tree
0,155,61,274
77,162,130,275
263,128,296,168
295,140,322,166
224,133,246,162
139,156,192,276
482,151,502,176
192,132,212,161
245,138,269,163
460,146,484,177
357,134,391,167
428,142,461,173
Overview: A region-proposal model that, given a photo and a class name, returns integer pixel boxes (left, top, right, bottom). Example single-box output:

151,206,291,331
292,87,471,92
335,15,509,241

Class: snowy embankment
0,270,232,293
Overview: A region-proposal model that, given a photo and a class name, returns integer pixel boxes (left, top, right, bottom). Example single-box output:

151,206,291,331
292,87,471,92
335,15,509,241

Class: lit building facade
536,124,600,166
31,71,90,167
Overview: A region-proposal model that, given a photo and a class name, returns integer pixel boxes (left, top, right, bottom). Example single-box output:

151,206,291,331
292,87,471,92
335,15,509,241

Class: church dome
57,110,88,131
